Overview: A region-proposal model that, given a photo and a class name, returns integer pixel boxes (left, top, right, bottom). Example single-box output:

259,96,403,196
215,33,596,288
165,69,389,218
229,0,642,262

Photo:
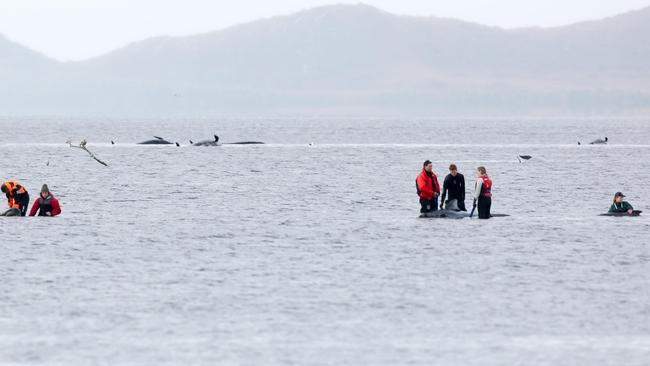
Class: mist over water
1,118,649,365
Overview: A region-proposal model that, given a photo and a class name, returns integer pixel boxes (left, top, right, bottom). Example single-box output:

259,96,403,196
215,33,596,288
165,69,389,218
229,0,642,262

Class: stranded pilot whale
225,141,265,145
191,134,265,146
420,211,510,219
1,208,21,216
590,137,608,145
419,200,509,219
192,135,220,146
138,136,175,145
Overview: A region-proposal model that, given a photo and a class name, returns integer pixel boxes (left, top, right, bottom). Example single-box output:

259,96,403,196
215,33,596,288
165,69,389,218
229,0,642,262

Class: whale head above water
590,137,608,145
192,135,221,146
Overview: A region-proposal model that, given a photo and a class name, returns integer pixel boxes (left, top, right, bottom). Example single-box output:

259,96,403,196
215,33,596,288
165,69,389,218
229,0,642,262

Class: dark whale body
590,137,608,145
138,136,174,145
1,208,21,216
193,135,220,146
599,210,642,217
419,210,510,219
191,134,266,146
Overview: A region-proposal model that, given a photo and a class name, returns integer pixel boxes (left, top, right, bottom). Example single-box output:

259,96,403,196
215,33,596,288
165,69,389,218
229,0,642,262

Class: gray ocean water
1,117,649,365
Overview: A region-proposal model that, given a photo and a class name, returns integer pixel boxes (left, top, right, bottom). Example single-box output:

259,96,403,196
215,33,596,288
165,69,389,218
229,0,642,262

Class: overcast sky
1,0,649,61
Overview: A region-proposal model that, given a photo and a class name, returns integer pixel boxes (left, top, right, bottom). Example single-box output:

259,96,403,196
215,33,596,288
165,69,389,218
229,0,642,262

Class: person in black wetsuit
440,164,466,211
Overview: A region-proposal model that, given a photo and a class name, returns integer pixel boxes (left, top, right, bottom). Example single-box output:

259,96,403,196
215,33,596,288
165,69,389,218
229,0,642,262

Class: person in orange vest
415,160,441,214
1,180,30,216
473,166,492,219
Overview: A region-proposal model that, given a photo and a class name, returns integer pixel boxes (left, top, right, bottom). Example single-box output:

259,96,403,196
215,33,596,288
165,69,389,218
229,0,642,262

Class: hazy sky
1,0,649,61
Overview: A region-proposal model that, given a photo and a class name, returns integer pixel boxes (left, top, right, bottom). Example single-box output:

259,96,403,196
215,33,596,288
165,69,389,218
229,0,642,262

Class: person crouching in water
416,160,440,214
440,164,466,211
609,192,633,214
473,166,492,219
1,180,30,216
29,184,61,217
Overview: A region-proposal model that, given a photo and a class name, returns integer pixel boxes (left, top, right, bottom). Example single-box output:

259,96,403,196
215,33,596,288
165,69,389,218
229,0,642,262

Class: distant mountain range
2,4,650,116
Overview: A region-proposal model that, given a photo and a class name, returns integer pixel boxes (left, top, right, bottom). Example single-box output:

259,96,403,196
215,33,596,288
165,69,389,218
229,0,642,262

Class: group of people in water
416,161,493,219
1,180,61,217
416,161,637,218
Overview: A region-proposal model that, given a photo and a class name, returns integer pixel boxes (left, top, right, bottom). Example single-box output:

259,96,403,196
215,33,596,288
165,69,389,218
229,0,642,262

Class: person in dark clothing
473,166,492,219
29,184,61,217
609,192,633,214
440,164,466,211
1,180,30,216
416,160,441,213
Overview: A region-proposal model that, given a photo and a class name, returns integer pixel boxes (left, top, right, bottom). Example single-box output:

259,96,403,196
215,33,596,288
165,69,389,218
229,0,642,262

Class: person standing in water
416,160,440,214
609,192,633,214
1,180,30,216
473,166,492,219
440,164,466,211
29,184,61,217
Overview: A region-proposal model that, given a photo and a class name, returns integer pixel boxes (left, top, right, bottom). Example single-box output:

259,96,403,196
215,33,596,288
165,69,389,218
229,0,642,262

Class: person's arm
474,179,483,201
440,176,448,208
10,187,20,208
433,175,441,196
460,175,466,201
29,200,40,216
50,198,61,216
624,201,633,212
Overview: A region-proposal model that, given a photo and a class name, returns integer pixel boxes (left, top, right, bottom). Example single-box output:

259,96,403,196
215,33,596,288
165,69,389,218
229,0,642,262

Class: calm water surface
0,117,649,365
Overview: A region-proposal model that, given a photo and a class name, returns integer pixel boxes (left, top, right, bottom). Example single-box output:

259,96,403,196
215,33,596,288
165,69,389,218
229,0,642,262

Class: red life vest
480,176,492,198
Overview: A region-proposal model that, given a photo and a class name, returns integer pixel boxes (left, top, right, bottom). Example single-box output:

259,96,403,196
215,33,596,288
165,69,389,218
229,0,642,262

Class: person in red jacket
415,160,440,213
29,184,61,217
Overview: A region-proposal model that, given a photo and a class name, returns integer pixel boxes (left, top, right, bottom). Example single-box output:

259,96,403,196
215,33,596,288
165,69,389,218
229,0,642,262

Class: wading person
473,166,492,219
29,184,61,217
440,164,466,211
1,180,30,216
416,160,440,214
609,192,633,214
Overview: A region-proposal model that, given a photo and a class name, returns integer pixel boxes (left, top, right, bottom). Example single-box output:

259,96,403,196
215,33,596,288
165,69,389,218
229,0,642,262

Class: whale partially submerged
138,136,174,145
420,201,508,219
420,209,472,219
419,210,510,219
191,134,265,146
224,141,265,145
193,135,220,146
599,210,642,217
590,137,608,145
1,208,21,216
